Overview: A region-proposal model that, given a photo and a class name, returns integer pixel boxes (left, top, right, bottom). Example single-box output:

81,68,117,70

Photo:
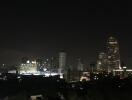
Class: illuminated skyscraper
107,36,121,72
59,52,66,71
97,52,107,72
58,52,67,79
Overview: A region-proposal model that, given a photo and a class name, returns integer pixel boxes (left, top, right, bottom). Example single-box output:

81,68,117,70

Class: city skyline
0,35,132,68
0,1,132,67
1,1,132,100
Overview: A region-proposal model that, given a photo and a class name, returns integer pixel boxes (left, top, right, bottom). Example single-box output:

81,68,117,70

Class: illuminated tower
107,36,121,72
97,52,107,72
58,52,67,79
59,52,66,71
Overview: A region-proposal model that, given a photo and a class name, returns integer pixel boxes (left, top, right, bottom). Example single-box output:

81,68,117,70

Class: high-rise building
97,52,107,71
106,36,121,72
59,52,66,71
77,58,84,71
58,52,67,79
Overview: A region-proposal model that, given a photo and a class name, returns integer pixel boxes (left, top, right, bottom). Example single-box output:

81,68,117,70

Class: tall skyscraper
97,52,107,72
77,58,84,71
106,36,121,72
59,52,66,71
58,52,67,79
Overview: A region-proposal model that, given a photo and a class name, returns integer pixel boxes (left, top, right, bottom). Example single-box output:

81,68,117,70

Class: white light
80,76,90,81
45,73,50,77
105,75,108,77
113,69,123,72
43,68,47,71
123,66,127,69
51,73,58,76
32,61,36,64
126,69,132,72
17,76,21,79
109,42,117,44
27,60,30,64
98,62,101,65
60,74,63,79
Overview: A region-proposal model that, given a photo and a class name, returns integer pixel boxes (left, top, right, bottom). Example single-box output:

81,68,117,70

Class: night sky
0,1,132,67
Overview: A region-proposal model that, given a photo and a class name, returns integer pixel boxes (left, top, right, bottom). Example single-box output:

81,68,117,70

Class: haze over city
1,1,132,100
0,1,132,67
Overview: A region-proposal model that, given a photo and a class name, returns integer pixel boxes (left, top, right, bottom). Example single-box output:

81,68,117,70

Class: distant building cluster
96,36,132,78
97,36,121,72
15,52,66,79
3,36,132,81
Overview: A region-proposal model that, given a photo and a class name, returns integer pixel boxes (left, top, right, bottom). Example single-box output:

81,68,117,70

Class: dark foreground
0,74,132,100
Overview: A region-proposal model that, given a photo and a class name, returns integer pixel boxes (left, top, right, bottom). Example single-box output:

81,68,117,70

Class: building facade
59,52,66,72
106,36,121,72
97,52,107,72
